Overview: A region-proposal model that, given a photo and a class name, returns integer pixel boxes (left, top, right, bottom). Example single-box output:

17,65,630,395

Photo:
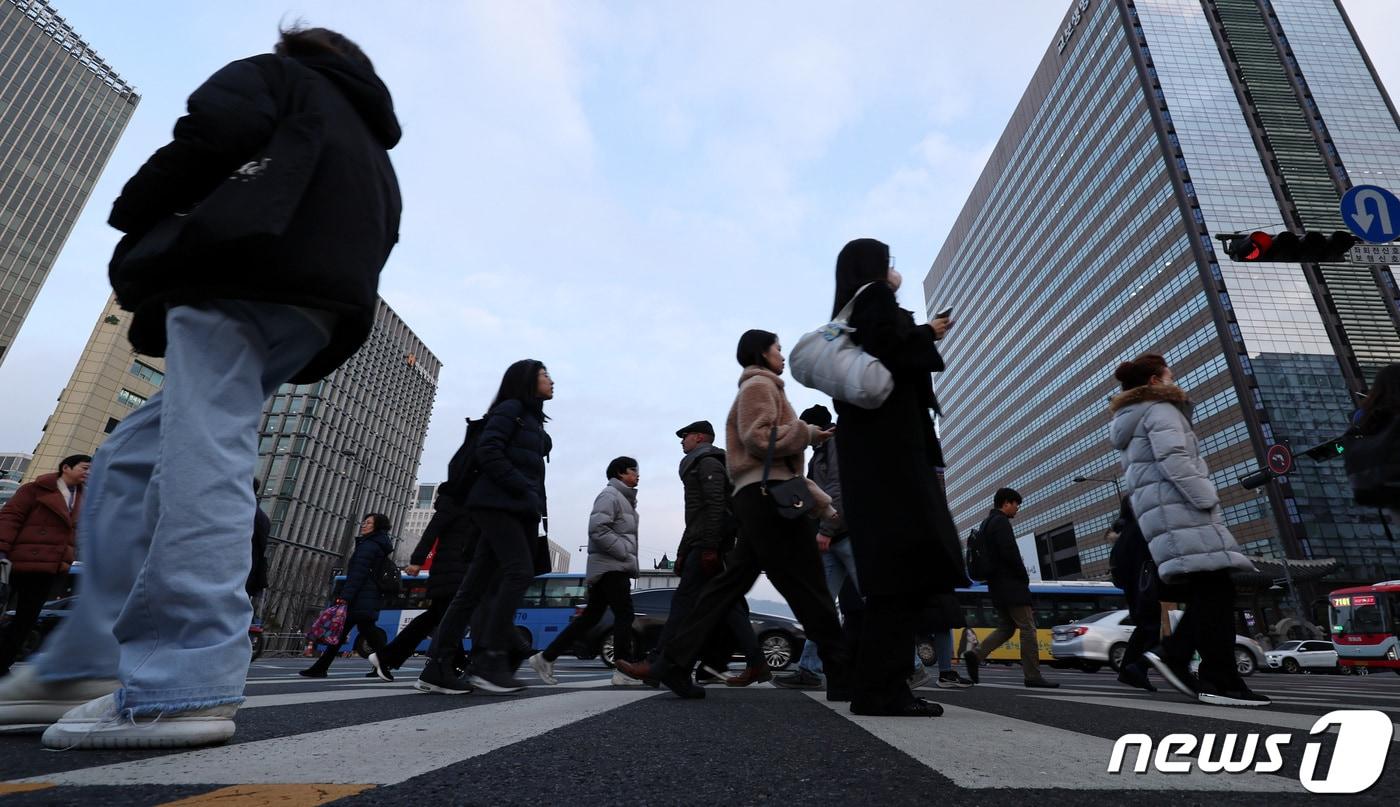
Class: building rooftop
10,0,138,98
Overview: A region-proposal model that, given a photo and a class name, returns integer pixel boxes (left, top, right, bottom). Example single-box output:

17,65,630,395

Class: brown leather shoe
725,666,773,687
615,659,654,682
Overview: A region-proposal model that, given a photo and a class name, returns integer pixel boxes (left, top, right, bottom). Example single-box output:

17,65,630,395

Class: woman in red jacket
0,455,90,675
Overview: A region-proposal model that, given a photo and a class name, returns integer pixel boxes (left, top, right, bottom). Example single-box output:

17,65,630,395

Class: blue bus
317,572,590,657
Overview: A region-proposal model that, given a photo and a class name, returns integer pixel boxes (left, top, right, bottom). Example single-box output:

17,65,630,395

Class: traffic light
1217,231,1358,263
1239,468,1275,490
1302,436,1347,461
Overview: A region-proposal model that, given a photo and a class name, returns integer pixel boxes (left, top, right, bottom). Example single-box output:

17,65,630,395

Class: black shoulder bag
761,425,819,520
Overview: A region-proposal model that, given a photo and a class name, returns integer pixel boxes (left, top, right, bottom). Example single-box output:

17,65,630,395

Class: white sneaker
529,653,558,685
611,670,643,687
41,693,237,750
0,666,120,725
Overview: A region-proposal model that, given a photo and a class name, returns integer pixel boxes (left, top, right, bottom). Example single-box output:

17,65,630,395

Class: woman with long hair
828,238,965,717
618,331,852,701
415,360,553,695
1109,353,1266,707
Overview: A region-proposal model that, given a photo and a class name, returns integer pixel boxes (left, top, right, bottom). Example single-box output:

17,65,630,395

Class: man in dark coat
962,488,1056,687
0,27,402,750
247,480,270,599
0,455,90,675
302,514,395,677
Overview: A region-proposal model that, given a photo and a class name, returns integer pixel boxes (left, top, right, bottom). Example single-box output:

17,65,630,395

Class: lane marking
0,783,54,795
154,784,372,806
19,689,658,786
807,694,1301,791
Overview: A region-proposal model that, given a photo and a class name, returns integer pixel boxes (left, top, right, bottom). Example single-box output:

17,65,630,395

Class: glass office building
924,0,1400,603
0,0,137,365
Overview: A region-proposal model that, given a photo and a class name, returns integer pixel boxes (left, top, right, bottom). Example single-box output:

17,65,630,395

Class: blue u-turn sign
1341,184,1400,243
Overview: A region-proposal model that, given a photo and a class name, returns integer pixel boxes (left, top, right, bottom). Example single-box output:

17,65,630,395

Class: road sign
1340,184,1400,243
1348,242,1400,265
1266,444,1293,476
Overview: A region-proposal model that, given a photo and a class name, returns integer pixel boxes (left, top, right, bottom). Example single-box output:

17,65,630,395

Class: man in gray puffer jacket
1108,353,1266,708
530,457,642,686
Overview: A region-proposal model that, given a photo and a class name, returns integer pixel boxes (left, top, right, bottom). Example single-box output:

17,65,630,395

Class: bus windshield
1332,593,1389,635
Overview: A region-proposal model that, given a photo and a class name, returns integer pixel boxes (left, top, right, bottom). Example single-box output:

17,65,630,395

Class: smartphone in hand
935,307,953,320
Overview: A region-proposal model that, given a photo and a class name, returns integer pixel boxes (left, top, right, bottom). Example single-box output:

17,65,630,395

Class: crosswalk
1,659,1396,804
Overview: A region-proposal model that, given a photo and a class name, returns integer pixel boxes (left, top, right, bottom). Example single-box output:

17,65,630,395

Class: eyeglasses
889,255,897,271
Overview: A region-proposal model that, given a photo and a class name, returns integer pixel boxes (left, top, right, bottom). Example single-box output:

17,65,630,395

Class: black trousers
1121,563,1161,670
430,509,537,661
1162,569,1238,689
659,485,846,685
0,572,57,673
854,593,924,710
378,596,450,669
543,571,634,663
309,613,385,671
652,553,764,670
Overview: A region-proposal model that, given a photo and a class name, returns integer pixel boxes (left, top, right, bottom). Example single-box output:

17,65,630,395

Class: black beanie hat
736,329,779,369
799,404,833,429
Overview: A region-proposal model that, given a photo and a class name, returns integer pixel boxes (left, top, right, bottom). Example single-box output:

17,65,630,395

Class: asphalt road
1,657,1397,805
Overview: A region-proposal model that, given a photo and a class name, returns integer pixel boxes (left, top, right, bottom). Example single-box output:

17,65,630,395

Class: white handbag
789,282,894,409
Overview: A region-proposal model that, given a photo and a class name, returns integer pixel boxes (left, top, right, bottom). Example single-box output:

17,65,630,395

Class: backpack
374,546,401,596
436,412,526,505
965,515,994,581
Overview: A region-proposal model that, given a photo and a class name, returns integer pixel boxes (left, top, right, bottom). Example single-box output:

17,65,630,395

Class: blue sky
1,2,1395,594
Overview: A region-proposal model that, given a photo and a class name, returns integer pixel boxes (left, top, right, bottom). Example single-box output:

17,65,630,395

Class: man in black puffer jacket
0,26,402,752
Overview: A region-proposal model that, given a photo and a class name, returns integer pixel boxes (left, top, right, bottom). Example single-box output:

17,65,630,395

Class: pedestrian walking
961,488,1058,688
416,360,553,695
1345,362,1400,518
1109,353,1267,707
301,514,395,677
247,479,270,601
923,594,973,689
617,331,850,700
531,457,645,687
644,421,766,686
828,239,966,716
0,25,402,749
1107,498,1168,692
0,455,90,676
367,496,473,682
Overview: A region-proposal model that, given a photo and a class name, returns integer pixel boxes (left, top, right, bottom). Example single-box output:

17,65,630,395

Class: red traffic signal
1217,230,1357,263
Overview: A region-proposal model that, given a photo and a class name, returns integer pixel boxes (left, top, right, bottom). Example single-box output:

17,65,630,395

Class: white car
1264,640,1340,673
1050,608,1266,676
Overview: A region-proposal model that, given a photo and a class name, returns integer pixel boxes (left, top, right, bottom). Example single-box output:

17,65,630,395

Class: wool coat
586,479,640,583
410,496,475,600
1108,383,1254,582
108,51,402,383
0,474,81,575
834,282,967,597
981,509,1031,608
340,530,394,619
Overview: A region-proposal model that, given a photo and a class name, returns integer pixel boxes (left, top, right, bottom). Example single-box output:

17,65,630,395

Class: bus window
542,578,587,608
520,580,547,609
1334,595,1387,635
1053,599,1101,623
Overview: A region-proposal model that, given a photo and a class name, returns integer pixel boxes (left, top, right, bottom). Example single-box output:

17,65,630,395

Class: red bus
1328,581,1400,674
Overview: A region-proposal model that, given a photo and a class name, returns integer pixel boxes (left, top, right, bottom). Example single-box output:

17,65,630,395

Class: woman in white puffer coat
1108,353,1267,709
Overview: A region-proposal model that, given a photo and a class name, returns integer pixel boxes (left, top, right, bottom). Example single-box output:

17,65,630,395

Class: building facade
0,0,137,364
257,299,441,634
28,294,164,480
923,0,1400,610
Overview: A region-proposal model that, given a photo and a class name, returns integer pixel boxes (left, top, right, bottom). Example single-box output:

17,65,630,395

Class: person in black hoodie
416,360,553,695
301,514,395,677
366,496,474,682
0,26,402,750
962,488,1057,688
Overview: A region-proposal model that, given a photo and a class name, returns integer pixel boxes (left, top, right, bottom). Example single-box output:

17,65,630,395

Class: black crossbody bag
761,425,819,520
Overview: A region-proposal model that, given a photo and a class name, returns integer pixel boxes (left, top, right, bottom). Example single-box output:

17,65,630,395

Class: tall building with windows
924,0,1400,606
0,0,138,364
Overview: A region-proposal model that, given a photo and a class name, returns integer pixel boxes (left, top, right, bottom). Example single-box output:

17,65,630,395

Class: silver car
1264,640,1339,673
1051,608,1265,676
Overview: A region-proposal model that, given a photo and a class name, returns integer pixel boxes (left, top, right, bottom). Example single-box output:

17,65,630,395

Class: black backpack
375,548,401,596
436,412,526,505
965,515,994,581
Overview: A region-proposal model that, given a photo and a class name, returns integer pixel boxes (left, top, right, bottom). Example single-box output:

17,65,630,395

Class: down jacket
677,443,732,561
1108,384,1254,582
0,474,81,574
586,479,640,583
465,398,551,518
341,530,394,618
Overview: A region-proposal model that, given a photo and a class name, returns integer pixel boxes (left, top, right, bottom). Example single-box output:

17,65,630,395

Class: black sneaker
937,670,974,689
368,653,394,683
961,651,980,684
468,652,526,695
1116,662,1156,693
414,660,474,695
298,668,327,678
1024,678,1060,689
772,669,823,690
1197,680,1271,708
660,667,705,699
1143,649,1199,698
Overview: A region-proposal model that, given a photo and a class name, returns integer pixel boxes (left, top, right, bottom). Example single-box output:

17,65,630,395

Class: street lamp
338,448,371,561
1072,474,1123,499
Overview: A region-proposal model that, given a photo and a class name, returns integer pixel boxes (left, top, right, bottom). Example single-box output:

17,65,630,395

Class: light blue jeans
36,301,327,715
796,539,921,675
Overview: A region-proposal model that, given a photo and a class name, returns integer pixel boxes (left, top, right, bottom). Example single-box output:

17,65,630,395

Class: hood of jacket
357,530,394,554
679,443,726,478
738,365,784,390
294,52,402,148
1109,384,1192,451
